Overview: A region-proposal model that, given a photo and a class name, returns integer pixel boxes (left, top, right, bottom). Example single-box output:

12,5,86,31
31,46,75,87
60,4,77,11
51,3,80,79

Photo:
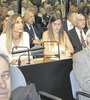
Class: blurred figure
0,15,9,34
0,7,8,34
0,54,11,100
8,1,18,15
68,14,87,53
24,11,43,48
43,4,52,26
87,14,90,29
0,7,8,19
42,13,74,57
0,14,32,66
63,11,78,33
82,6,89,22
29,5,45,28
69,4,78,12
21,0,32,17
54,8,62,18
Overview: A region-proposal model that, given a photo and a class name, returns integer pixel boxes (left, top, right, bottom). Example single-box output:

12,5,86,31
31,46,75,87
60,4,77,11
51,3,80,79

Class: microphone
12,46,45,54
12,46,45,66
12,46,30,65
42,41,60,60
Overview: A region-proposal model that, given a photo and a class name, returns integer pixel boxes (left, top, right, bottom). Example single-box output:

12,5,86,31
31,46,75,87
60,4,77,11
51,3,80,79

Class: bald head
24,11,35,25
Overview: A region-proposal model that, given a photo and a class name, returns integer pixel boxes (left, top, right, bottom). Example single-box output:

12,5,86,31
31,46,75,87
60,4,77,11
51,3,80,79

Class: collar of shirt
75,27,86,42
67,20,74,31
26,24,31,30
26,24,39,40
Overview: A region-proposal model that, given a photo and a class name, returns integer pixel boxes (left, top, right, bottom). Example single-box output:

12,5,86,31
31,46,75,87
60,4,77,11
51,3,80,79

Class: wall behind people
30,0,41,7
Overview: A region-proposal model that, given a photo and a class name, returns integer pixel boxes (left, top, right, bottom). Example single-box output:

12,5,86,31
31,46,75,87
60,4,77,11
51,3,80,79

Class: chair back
70,70,80,99
10,66,27,91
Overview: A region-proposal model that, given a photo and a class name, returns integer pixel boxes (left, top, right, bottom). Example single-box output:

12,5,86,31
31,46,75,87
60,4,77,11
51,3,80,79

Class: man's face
25,12,34,25
76,15,85,30
0,56,11,100
1,8,7,18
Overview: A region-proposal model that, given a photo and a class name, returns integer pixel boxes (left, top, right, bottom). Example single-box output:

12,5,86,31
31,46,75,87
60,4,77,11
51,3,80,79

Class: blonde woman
42,13,74,58
0,14,33,65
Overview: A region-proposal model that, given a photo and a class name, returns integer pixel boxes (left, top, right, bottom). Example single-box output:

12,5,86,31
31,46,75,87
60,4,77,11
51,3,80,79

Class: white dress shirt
67,20,74,31
26,24,39,40
75,27,86,43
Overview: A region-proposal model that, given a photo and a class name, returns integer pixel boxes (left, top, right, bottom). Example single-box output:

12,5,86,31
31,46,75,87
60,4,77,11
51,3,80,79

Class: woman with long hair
42,13,74,58
0,14,33,65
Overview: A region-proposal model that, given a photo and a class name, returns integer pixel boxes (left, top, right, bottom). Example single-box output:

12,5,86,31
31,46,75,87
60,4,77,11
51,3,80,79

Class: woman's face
51,19,62,33
13,17,23,33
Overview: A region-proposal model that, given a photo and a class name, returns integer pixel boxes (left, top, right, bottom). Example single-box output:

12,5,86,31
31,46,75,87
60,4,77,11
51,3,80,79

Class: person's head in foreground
0,54,11,100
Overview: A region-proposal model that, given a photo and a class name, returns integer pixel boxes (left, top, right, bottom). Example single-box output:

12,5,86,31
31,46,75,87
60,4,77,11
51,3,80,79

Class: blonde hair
3,14,24,54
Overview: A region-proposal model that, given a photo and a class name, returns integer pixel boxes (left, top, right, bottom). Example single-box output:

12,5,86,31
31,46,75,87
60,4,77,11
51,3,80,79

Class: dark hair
1,15,9,22
48,13,64,42
49,13,62,23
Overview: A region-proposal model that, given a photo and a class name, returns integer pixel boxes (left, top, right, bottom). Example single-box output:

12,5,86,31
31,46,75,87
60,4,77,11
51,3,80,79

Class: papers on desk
49,56,72,60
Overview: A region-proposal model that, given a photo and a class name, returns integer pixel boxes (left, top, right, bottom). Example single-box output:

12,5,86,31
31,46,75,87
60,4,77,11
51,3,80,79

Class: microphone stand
42,41,60,60
12,46,45,66
12,46,30,65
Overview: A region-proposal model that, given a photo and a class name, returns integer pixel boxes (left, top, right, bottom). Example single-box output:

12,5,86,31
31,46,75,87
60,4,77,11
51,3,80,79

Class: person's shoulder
0,34,6,38
23,32,29,37
73,49,86,58
68,28,75,35
43,30,48,35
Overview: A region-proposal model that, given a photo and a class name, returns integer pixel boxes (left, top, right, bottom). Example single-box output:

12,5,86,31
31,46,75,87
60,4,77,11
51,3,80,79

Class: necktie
80,31,86,48
30,25,35,39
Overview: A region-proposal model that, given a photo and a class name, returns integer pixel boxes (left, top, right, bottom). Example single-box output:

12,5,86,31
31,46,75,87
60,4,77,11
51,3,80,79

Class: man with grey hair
63,11,78,33
73,29,90,100
68,14,87,53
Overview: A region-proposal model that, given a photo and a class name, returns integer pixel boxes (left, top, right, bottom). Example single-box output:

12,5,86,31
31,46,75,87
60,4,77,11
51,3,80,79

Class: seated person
0,7,8,34
87,14,90,30
0,54,11,100
0,53,40,100
0,14,33,66
0,15,9,34
24,11,43,48
73,29,90,100
42,13,74,58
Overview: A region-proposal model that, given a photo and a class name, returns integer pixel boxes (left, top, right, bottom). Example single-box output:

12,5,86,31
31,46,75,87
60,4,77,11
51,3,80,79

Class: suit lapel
73,28,82,46
24,24,34,38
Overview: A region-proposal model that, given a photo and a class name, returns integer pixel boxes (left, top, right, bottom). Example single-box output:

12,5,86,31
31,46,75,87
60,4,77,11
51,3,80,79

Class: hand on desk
11,57,34,66
33,40,42,45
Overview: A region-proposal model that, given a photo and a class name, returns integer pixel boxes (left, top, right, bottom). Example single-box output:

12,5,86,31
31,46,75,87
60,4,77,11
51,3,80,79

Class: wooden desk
33,56,72,64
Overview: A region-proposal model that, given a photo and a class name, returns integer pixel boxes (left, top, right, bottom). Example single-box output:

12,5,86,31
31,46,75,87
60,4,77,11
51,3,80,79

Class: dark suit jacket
63,20,68,33
24,23,43,48
68,28,87,53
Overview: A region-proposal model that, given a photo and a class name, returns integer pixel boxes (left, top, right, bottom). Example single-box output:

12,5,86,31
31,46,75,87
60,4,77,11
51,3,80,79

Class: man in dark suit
63,11,78,33
68,14,87,53
24,11,43,48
